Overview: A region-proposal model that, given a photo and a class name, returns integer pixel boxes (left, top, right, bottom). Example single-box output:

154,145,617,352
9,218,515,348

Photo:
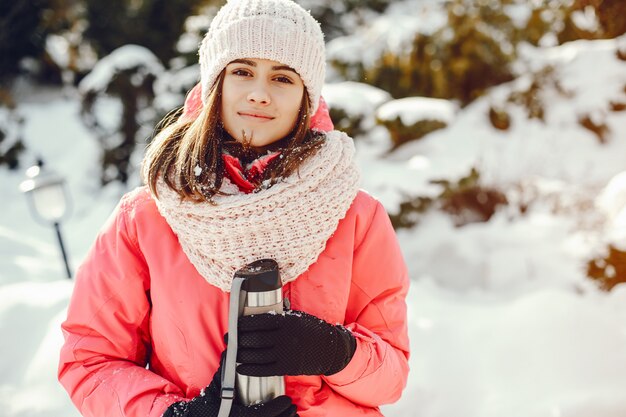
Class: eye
274,75,294,84
232,68,252,77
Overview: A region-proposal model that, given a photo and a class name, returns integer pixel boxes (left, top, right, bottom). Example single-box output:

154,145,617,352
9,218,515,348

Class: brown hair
143,71,325,202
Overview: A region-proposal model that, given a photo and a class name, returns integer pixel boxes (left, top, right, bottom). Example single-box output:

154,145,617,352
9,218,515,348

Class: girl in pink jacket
58,0,410,416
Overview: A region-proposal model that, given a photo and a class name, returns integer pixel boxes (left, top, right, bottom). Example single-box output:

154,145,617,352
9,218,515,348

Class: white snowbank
79,45,164,93
596,171,626,246
322,81,391,118
377,97,457,126
383,280,626,417
0,281,79,417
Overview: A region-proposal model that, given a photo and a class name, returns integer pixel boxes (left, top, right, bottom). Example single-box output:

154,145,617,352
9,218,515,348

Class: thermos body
243,289,283,314
235,260,286,405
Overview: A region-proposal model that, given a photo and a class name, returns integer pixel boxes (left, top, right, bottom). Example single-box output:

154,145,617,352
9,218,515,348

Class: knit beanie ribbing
199,0,326,114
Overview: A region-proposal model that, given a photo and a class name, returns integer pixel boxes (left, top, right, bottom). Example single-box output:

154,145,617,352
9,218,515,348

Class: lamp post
19,160,73,279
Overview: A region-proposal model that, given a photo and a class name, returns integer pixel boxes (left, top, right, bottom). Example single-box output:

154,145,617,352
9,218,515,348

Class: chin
235,130,283,148
251,137,279,147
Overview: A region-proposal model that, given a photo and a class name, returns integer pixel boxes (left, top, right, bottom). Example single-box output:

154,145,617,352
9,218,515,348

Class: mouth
238,112,275,121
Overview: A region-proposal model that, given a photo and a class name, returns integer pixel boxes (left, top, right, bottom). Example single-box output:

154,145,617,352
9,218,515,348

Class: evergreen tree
0,0,49,80
83,0,207,64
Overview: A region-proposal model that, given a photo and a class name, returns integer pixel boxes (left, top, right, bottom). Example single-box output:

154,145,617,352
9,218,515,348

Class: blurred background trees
1,0,625,180
0,0,216,179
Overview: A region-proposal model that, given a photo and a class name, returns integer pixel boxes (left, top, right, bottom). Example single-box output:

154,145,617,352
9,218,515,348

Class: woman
58,0,410,416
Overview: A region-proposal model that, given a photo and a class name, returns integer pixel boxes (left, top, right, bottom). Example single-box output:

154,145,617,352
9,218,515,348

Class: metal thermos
234,259,285,405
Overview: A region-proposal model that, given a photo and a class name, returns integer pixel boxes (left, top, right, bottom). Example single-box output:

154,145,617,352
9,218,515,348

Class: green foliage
491,66,572,129
489,106,511,130
0,0,50,80
0,107,26,170
389,196,434,230
296,0,392,40
587,245,626,291
377,116,448,149
390,167,508,229
328,107,365,138
506,67,572,122
578,113,610,144
610,99,626,112
433,168,508,227
0,0,87,84
0,134,26,170
507,79,546,122
520,2,598,46
83,0,206,64
332,0,517,104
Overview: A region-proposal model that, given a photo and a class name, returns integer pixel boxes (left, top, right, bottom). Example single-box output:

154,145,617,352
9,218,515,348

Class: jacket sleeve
322,199,410,407
58,195,185,417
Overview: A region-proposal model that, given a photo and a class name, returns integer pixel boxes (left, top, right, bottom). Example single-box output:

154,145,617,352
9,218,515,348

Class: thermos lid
235,259,282,292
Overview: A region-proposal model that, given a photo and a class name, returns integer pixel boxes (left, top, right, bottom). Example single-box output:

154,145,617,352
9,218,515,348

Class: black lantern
19,160,72,278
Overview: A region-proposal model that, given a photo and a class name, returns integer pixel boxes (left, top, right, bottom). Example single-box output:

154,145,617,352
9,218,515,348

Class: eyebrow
230,59,298,74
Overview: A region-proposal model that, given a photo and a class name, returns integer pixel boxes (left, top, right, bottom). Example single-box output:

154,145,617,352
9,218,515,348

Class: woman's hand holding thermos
162,353,298,417
237,310,357,377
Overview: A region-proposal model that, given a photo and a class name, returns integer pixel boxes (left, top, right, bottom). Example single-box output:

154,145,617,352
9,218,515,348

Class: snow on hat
199,0,326,114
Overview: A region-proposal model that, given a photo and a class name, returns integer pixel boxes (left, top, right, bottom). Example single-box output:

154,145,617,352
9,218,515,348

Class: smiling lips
238,111,275,121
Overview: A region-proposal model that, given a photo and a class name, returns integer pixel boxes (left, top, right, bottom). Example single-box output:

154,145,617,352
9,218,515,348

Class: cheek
221,77,242,109
220,83,238,129
220,84,234,111
284,90,304,119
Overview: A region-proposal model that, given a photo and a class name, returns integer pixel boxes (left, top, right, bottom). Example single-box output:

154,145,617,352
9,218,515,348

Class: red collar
222,152,281,193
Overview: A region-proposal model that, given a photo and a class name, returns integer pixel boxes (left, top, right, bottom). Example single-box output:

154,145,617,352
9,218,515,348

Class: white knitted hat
199,0,326,114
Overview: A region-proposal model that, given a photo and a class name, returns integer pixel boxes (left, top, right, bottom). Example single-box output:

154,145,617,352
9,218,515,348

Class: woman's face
221,58,305,149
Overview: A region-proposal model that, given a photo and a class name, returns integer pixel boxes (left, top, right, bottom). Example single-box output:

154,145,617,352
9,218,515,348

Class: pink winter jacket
58,187,410,417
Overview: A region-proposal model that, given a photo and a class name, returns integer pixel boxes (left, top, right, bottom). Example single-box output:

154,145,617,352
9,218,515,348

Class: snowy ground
2,35,626,417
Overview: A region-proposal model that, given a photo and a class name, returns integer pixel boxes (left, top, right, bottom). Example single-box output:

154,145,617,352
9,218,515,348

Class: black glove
237,310,356,377
162,354,298,417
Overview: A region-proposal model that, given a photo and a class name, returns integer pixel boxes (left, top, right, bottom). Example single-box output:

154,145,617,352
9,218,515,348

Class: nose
247,83,271,106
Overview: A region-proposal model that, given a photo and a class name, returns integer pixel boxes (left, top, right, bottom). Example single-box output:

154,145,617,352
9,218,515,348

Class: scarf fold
152,131,361,292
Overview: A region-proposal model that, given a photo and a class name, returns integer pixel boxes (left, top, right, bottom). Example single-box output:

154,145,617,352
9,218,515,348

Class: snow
571,6,600,33
596,171,626,246
322,82,391,119
79,45,164,93
383,280,626,417
153,64,201,113
503,3,533,29
45,35,70,69
2,23,626,417
393,210,592,295
0,281,75,416
326,0,448,67
376,97,457,126
597,172,626,221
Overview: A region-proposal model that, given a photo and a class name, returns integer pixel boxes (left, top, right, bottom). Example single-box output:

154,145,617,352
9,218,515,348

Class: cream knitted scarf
152,131,361,292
